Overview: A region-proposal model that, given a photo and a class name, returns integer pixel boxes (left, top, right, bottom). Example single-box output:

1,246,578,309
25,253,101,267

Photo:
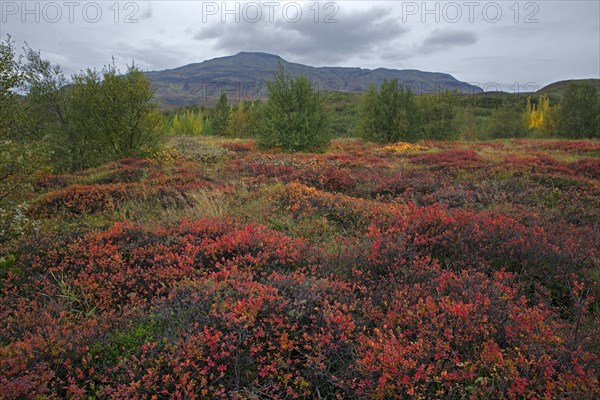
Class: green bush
64,64,163,170
21,47,163,171
359,79,419,143
417,91,460,140
485,101,529,139
257,65,330,152
558,82,599,138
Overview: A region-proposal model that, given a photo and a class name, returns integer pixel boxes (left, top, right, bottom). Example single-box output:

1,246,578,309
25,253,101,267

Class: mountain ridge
145,52,483,108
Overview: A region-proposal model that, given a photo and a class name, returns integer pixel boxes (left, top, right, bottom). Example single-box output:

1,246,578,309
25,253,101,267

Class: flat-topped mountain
145,52,483,108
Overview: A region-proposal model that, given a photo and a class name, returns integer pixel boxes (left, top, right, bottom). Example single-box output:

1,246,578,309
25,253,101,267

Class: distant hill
535,79,600,100
145,52,483,109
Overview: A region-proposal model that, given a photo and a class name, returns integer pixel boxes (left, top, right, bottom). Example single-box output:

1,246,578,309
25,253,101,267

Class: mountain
145,52,483,109
535,79,600,100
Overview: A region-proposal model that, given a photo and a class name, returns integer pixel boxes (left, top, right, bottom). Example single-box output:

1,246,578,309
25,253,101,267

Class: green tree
61,63,162,170
203,117,214,136
0,34,24,139
485,101,529,139
170,109,203,135
558,82,599,138
540,104,560,137
171,114,182,134
457,106,481,141
359,79,418,143
227,101,255,137
21,44,70,142
258,65,329,152
212,92,230,136
191,110,204,135
417,91,460,140
20,48,162,171
0,35,45,245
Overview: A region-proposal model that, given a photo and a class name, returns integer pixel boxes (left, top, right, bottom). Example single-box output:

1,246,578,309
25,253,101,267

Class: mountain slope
145,52,483,108
535,78,600,100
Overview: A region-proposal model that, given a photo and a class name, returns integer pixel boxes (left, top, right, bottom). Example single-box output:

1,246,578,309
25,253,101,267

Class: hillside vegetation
2,137,600,398
536,79,600,101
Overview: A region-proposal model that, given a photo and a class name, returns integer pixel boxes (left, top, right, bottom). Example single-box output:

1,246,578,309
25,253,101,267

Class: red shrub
353,259,598,399
34,173,72,191
32,162,215,217
33,183,143,216
272,183,401,234
96,270,359,398
3,142,600,399
570,158,600,180
501,153,573,176
221,141,254,153
366,204,599,311
17,220,305,312
411,150,483,170
372,171,439,198
524,140,600,153
73,158,155,184
237,159,356,193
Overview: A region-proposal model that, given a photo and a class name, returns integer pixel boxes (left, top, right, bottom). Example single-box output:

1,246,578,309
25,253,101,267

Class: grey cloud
193,25,226,40
277,7,408,61
111,40,190,71
193,6,408,65
139,3,153,20
419,30,477,54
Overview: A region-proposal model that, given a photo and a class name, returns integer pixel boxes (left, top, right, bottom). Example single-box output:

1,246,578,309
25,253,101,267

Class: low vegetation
2,137,599,398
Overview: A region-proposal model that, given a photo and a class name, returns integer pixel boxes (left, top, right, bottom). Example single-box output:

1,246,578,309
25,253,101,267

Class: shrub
359,79,419,143
486,102,529,139
379,142,428,153
558,82,599,138
411,149,483,171
257,65,330,152
33,183,143,216
367,203,599,312
417,91,460,140
354,259,598,399
570,158,600,179
172,136,234,164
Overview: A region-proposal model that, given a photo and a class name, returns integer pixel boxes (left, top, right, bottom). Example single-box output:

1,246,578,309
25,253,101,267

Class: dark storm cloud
193,6,408,65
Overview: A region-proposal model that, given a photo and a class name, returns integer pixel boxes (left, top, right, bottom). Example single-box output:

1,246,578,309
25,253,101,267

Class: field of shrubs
1,137,599,398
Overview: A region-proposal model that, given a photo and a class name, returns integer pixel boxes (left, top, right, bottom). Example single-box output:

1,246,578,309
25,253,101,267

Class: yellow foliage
525,95,551,129
170,110,204,135
147,146,180,165
379,142,428,153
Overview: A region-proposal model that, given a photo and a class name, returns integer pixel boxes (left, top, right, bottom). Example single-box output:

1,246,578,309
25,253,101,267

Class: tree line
2,35,599,171
166,69,599,151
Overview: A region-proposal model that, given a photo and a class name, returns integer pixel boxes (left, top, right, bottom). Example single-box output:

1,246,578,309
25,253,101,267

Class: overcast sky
2,1,599,91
